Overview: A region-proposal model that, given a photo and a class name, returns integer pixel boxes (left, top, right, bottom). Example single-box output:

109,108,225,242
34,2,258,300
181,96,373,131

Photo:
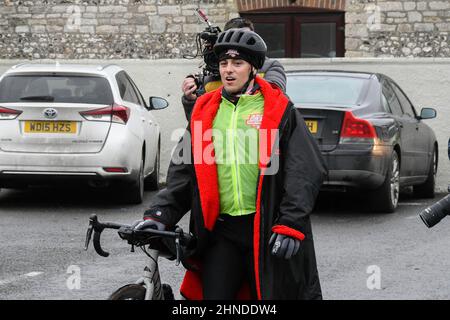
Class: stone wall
346,0,450,57
1,0,450,59
0,0,238,59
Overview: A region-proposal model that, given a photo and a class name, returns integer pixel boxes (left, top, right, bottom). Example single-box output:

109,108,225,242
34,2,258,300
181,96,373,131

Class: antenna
195,9,213,28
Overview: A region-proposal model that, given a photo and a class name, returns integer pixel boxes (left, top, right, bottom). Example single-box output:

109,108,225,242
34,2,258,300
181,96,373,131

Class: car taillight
79,104,130,124
340,111,377,139
103,167,128,173
0,106,22,120
111,105,130,124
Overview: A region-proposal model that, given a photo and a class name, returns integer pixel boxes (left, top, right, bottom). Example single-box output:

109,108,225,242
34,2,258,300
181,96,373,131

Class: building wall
346,0,450,57
0,0,239,59
1,0,450,58
1,58,448,191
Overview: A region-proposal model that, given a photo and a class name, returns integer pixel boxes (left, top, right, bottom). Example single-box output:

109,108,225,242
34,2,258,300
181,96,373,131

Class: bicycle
84,214,194,300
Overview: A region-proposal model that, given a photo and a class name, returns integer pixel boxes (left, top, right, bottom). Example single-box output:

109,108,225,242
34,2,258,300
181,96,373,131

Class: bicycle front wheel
108,284,146,300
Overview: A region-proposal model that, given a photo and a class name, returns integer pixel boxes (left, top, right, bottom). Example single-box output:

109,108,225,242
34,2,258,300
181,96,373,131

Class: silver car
0,63,168,204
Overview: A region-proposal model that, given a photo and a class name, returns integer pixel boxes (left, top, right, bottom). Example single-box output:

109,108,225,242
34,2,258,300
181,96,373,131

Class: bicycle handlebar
84,214,193,265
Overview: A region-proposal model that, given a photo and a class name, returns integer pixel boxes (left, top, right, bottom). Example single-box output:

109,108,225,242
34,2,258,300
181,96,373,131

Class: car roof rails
11,62,30,69
97,64,118,71
12,61,62,69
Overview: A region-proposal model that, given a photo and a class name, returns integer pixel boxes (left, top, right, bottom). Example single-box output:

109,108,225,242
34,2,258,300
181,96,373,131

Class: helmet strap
240,67,257,95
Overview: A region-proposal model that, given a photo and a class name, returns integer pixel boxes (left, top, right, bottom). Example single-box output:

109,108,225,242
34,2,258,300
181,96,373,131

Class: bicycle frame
136,248,164,300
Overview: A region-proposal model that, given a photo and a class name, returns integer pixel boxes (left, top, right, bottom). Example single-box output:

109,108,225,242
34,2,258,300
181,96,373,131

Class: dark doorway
241,11,345,58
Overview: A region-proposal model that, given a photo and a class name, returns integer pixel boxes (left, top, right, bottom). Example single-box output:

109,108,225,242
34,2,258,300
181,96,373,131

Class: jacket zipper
232,104,244,215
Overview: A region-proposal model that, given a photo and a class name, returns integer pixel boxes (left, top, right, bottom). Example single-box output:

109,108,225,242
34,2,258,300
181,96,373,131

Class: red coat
145,76,327,299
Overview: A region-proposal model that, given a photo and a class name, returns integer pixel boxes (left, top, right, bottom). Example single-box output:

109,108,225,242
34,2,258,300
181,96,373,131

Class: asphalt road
0,186,449,300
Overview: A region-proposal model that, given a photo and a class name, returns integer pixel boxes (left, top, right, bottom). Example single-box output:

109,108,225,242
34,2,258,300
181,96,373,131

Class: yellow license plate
24,121,77,134
305,120,318,134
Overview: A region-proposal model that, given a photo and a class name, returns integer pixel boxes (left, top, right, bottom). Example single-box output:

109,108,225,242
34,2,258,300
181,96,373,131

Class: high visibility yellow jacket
212,92,264,216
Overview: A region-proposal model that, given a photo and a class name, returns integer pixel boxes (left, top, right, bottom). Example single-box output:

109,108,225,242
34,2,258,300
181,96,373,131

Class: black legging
202,213,257,300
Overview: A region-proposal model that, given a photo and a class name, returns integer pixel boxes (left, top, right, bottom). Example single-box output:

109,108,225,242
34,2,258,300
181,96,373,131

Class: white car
0,63,168,204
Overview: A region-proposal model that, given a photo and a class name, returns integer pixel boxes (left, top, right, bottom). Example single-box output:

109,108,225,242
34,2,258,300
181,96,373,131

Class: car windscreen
286,75,368,106
0,74,114,104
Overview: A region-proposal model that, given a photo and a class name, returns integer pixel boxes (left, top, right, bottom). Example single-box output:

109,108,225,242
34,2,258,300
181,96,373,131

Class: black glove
132,217,166,232
269,233,301,259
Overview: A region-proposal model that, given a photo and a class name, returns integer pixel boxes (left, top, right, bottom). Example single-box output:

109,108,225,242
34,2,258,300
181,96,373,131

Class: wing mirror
418,108,436,120
148,97,168,110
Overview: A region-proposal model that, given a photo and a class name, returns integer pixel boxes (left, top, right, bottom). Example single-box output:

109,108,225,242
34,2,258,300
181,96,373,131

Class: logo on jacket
245,113,263,129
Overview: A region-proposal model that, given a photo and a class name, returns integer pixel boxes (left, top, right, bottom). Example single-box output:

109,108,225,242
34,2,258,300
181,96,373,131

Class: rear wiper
20,95,55,102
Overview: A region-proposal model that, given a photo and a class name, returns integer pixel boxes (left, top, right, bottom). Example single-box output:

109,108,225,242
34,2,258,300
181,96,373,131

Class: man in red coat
134,29,327,300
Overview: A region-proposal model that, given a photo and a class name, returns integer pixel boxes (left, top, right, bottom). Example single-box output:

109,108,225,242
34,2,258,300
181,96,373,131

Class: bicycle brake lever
174,227,183,266
84,215,96,250
84,223,93,250
87,214,110,257
175,236,181,266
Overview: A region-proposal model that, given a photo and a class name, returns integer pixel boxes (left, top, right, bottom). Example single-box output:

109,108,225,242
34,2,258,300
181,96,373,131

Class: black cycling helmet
213,28,267,69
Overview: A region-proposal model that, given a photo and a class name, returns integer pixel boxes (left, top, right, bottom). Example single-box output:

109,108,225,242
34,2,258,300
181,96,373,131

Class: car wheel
145,143,161,191
369,151,400,213
124,157,144,205
413,147,437,199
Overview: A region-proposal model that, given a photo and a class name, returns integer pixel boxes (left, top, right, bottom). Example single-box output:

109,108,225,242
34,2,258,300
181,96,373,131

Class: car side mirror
149,97,168,110
419,108,436,120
